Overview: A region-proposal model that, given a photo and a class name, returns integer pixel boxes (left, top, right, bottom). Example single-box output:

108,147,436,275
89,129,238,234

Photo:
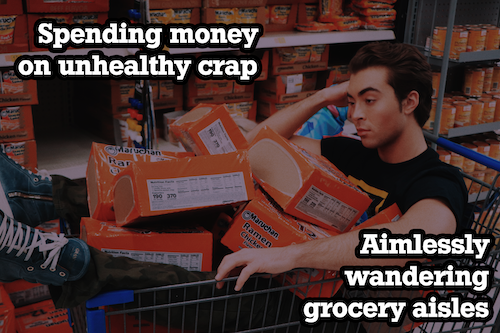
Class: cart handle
424,132,500,173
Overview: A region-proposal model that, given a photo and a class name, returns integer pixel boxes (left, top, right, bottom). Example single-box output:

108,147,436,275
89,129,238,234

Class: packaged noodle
0,107,21,131
310,44,326,62
171,9,192,24
318,0,343,23
294,46,312,63
355,7,396,17
2,70,23,94
237,8,258,24
270,5,291,24
0,15,16,45
72,13,99,24
150,9,174,24
295,21,336,32
353,0,394,9
305,5,318,22
159,81,175,99
265,6,270,24
214,8,235,24
333,15,362,31
277,47,298,64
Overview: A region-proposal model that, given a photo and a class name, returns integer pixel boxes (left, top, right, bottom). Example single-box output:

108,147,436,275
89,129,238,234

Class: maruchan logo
242,210,279,240
0,17,16,24
104,145,161,157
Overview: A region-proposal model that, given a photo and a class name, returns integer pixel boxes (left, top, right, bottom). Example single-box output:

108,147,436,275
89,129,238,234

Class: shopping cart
75,133,500,333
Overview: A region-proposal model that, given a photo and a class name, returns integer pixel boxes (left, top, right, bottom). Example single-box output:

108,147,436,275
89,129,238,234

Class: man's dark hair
349,42,433,127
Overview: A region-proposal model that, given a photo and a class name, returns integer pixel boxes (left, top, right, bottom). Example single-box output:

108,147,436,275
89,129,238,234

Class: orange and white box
0,285,15,333
222,188,342,298
87,142,194,221
3,280,51,309
169,103,249,156
1,140,37,171
248,126,372,232
15,299,72,333
112,150,255,226
81,218,213,271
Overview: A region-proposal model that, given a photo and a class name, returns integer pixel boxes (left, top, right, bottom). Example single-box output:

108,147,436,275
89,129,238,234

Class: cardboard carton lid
174,106,214,125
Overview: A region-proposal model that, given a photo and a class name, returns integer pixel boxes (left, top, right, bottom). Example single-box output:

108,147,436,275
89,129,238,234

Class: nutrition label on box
102,249,203,271
198,119,237,155
295,185,358,232
147,172,247,211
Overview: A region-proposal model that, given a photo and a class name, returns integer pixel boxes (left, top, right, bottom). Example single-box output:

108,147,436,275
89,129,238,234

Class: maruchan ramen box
87,142,194,221
15,299,72,333
112,150,255,226
0,285,15,333
3,280,51,309
222,188,342,298
248,126,372,232
81,218,213,271
0,106,34,143
170,103,249,156
0,140,37,171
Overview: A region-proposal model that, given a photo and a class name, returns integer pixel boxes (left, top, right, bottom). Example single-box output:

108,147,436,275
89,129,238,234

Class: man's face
346,66,407,150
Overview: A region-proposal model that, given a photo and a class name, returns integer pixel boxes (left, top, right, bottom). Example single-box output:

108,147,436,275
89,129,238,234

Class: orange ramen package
0,15,16,45
310,44,326,62
237,8,259,24
172,9,192,24
318,0,343,23
2,70,23,94
150,9,174,24
334,15,362,31
0,107,20,131
214,8,235,24
269,5,291,24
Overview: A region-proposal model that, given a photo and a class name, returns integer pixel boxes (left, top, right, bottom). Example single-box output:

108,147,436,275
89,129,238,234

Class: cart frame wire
78,134,500,333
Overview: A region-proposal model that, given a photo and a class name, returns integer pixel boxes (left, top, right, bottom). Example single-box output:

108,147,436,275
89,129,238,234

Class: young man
215,41,467,291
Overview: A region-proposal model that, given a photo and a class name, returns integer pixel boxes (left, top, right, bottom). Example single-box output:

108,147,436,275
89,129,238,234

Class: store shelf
446,122,500,138
0,30,395,67
458,49,500,63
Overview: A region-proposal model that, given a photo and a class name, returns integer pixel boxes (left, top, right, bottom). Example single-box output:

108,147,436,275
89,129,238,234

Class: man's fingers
234,265,256,291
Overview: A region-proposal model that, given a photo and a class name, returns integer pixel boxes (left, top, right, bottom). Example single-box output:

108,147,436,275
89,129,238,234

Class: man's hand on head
215,247,295,291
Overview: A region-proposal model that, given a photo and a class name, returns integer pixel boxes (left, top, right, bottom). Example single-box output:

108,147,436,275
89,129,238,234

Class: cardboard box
15,300,72,333
225,100,257,120
151,0,201,8
81,218,213,271
265,4,298,32
202,7,266,27
0,0,23,14
257,100,295,118
0,15,29,54
170,103,249,155
0,285,15,333
184,91,254,109
1,140,37,171
87,142,194,221
271,45,329,75
203,0,265,7
26,0,109,13
221,188,342,298
28,13,109,51
112,150,255,226
150,7,200,24
3,280,51,309
185,76,254,98
255,49,269,81
0,106,35,143
0,76,37,107
248,126,372,232
257,72,319,103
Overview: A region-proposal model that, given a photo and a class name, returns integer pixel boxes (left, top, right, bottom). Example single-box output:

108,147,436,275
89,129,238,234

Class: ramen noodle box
305,5,318,22
461,142,478,173
463,67,485,97
318,0,343,22
483,66,494,93
467,27,487,52
150,9,174,24
172,9,192,23
453,101,471,127
248,126,371,232
294,46,311,63
438,103,456,135
1,70,23,94
269,5,290,24
310,45,326,62
159,81,175,99
0,106,20,131
72,13,99,24
214,8,235,24
468,98,484,125
0,15,16,45
485,26,500,50
450,151,465,170
473,141,490,171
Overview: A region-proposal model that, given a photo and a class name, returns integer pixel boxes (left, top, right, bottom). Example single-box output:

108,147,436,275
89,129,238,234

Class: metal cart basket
76,134,500,333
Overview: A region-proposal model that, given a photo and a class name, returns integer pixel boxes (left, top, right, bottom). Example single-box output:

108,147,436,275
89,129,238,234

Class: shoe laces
1,149,51,181
0,214,68,272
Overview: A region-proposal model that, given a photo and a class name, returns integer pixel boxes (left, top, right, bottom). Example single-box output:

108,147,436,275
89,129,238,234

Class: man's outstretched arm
215,198,456,291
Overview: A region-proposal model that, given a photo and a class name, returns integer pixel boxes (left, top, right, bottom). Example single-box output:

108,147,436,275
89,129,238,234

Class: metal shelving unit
405,0,500,140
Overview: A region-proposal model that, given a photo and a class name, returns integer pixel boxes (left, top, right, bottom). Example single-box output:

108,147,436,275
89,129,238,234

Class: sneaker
0,149,58,227
0,210,90,286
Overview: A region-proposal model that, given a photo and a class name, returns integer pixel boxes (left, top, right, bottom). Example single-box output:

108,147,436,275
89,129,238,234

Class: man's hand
319,80,350,108
215,247,295,291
